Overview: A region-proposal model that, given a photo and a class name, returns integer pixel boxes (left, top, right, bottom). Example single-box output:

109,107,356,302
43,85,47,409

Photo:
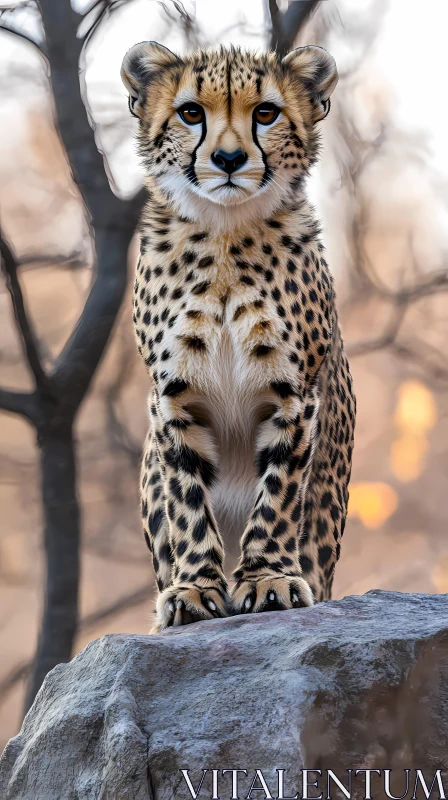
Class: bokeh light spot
348,482,398,529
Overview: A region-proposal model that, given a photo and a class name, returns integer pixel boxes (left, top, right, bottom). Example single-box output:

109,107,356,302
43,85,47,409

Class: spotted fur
121,42,355,631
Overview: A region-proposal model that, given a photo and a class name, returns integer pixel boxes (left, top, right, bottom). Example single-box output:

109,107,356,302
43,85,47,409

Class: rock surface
1,590,447,800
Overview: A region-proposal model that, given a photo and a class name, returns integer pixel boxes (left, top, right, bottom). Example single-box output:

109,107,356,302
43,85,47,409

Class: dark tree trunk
24,425,80,712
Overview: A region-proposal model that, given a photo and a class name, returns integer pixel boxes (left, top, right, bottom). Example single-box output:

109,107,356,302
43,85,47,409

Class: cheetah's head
121,43,337,224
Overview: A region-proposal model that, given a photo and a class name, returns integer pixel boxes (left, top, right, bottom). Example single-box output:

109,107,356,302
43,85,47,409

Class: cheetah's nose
211,148,248,175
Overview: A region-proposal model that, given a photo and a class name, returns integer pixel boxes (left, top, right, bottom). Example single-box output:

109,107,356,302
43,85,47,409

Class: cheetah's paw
153,584,230,632
231,574,314,615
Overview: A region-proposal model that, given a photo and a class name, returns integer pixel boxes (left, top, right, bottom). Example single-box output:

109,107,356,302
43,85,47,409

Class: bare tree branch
347,303,407,358
35,1,145,410
51,220,142,411
0,1,146,713
81,584,151,628
323,57,448,376
0,388,38,422
18,251,84,270
38,0,132,226
346,267,448,359
391,339,448,385
370,269,448,304
0,230,54,399
269,0,320,55
158,0,200,48
0,583,151,708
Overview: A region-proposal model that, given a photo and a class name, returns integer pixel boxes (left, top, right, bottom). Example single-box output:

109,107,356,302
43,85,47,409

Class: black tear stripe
252,113,272,189
184,116,208,186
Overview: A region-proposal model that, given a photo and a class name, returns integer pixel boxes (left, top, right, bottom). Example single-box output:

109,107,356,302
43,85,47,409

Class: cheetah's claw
231,574,314,615
153,584,230,631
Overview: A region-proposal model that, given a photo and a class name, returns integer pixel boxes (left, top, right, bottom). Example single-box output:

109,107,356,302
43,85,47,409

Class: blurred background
1,0,448,748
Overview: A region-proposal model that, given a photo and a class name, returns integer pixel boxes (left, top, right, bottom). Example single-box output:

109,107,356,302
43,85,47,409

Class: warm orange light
391,380,437,483
394,380,437,434
348,482,398,529
390,432,428,482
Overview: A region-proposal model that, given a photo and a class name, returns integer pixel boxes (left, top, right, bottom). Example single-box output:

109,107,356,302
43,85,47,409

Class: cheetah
121,41,356,631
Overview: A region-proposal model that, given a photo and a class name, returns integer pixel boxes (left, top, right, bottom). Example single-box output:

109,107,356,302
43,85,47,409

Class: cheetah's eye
254,103,281,126
178,103,205,125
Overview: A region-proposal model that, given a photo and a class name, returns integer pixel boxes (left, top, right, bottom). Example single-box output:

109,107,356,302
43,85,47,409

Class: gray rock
1,590,447,800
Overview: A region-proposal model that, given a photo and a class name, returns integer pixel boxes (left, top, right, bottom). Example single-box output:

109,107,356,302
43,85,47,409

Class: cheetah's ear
121,41,182,118
282,45,338,123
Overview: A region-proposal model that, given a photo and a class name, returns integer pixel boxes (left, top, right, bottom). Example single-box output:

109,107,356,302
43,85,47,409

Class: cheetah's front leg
151,380,231,631
231,382,317,615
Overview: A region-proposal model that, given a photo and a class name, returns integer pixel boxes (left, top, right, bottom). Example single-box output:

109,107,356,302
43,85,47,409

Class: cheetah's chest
168,274,291,430
194,324,273,552
201,325,273,432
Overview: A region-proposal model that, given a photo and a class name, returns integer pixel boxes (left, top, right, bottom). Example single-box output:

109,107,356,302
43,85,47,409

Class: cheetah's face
121,43,337,213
